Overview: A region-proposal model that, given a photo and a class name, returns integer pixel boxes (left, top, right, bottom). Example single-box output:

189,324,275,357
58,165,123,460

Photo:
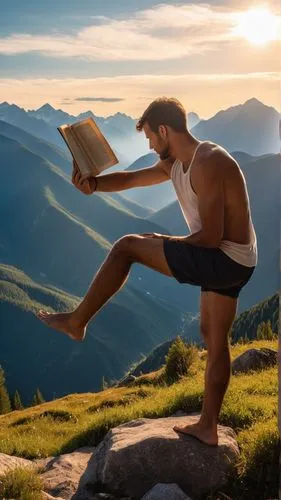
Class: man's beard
159,144,171,161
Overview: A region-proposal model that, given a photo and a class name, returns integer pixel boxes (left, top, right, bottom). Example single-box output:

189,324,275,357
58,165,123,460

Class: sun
234,7,280,46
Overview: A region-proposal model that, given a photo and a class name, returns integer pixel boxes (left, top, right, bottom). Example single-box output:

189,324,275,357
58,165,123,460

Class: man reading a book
37,97,257,447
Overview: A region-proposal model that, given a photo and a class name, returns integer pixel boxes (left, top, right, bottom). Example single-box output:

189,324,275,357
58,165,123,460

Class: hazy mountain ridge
191,98,280,155
0,119,152,219
2,97,278,166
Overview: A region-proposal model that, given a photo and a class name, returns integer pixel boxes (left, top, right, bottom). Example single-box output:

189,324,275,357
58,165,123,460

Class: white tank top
170,143,258,267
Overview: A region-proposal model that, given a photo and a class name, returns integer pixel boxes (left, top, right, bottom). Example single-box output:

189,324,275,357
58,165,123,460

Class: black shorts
163,239,256,298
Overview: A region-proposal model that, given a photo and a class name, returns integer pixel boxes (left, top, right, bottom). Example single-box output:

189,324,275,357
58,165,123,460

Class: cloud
1,3,279,61
74,97,125,102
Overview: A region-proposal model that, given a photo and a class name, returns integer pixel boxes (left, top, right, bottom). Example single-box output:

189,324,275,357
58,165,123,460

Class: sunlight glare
234,7,279,46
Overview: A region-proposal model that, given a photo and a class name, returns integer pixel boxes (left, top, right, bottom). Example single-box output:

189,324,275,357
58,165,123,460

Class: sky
0,0,280,119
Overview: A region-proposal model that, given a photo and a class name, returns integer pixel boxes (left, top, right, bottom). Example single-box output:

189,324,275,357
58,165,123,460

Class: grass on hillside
0,339,278,500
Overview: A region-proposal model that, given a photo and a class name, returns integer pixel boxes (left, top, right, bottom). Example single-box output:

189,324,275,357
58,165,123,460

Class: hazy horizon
1,95,279,122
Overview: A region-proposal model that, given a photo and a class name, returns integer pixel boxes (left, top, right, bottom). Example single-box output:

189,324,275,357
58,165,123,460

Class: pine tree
35,388,45,404
244,333,249,344
12,390,24,411
164,336,197,382
265,320,274,340
31,388,45,406
256,320,275,340
31,393,38,407
257,322,264,340
0,366,11,414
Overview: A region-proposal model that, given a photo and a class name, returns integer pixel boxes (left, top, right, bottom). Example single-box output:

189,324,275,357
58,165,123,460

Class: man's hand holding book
72,160,97,195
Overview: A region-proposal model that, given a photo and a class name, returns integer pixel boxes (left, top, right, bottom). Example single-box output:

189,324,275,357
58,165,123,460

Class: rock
39,446,95,499
0,453,34,475
85,415,240,499
33,456,56,471
141,483,192,499
232,348,277,374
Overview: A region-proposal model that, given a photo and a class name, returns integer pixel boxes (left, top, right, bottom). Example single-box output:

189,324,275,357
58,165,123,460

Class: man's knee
112,234,140,257
201,322,230,353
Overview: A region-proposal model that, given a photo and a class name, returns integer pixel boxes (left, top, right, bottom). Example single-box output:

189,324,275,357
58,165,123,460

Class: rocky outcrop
232,347,277,374
81,415,239,499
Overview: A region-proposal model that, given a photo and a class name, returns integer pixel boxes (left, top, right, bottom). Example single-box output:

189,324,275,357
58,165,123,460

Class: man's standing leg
174,290,237,445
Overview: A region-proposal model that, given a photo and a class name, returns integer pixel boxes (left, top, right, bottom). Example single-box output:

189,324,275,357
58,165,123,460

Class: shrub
10,416,35,427
39,410,77,422
164,336,197,383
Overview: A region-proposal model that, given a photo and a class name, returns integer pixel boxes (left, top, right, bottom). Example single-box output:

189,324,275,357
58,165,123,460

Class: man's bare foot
173,421,218,446
37,310,86,341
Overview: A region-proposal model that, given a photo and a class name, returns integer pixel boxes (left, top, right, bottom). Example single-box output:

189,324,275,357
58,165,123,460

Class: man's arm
94,160,171,192
169,153,224,248
72,158,173,194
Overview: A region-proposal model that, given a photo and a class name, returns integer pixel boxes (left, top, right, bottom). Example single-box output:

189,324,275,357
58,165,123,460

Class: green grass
0,339,278,499
0,467,43,500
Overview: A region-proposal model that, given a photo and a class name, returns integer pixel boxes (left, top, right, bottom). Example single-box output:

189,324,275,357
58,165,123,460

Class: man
38,97,257,446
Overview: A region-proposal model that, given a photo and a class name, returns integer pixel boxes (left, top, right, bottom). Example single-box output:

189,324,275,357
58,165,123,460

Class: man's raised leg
37,234,173,341
173,290,237,445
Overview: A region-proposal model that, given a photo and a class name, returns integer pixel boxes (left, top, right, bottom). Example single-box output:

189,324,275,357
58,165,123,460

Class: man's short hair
136,97,187,134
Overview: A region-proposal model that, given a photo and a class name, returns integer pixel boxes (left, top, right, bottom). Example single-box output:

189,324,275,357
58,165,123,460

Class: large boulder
82,415,240,499
38,446,95,499
232,348,277,374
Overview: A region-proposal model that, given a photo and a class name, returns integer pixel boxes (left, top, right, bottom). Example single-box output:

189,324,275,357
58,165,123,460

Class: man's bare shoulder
196,142,238,172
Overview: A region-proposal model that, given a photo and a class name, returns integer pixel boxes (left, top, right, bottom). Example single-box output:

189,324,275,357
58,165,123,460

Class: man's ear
158,124,167,140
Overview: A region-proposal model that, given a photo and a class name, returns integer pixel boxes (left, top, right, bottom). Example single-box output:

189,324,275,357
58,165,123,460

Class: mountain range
1,98,279,168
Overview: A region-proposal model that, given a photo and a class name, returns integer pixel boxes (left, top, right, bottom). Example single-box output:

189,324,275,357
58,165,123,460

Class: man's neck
175,139,201,166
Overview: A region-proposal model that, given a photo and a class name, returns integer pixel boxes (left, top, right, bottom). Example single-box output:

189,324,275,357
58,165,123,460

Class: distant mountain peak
188,112,200,129
243,97,265,107
36,103,56,112
115,111,131,118
106,111,133,120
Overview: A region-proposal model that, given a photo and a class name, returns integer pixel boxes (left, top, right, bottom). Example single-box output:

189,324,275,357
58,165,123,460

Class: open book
58,117,119,178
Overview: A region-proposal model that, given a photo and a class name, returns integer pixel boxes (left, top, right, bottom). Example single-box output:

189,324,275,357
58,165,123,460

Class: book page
58,125,96,177
72,118,118,175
